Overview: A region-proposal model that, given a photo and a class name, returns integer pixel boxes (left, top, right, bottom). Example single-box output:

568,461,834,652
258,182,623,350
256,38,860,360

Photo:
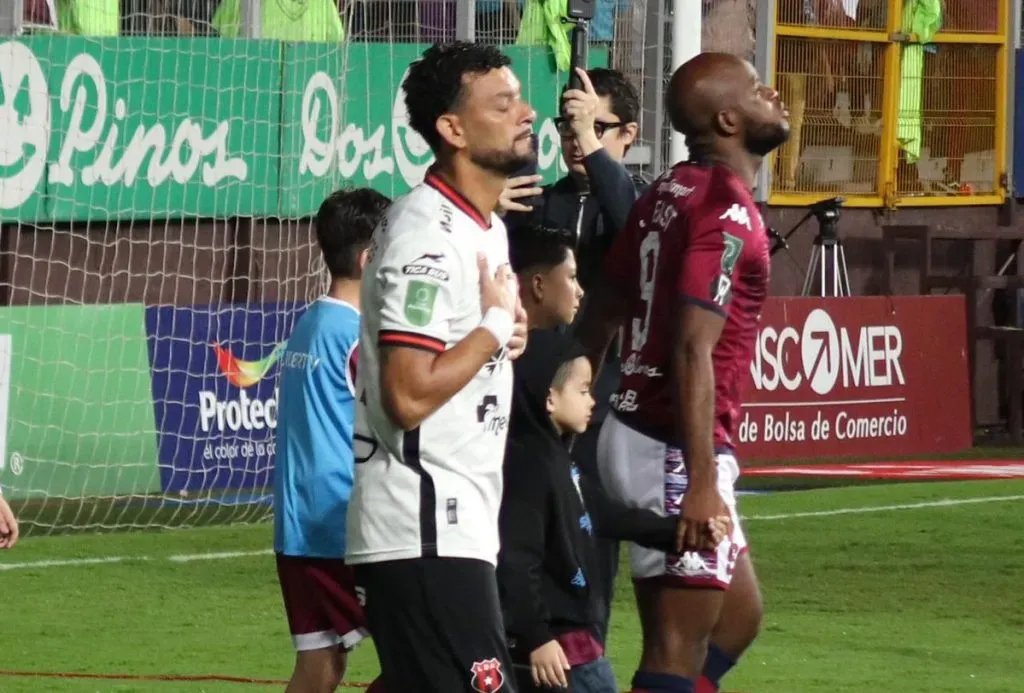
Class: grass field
2,478,1023,693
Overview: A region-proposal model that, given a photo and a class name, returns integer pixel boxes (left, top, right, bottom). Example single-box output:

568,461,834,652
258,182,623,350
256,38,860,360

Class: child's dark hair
550,358,580,391
314,188,392,280
403,42,512,155
509,224,576,275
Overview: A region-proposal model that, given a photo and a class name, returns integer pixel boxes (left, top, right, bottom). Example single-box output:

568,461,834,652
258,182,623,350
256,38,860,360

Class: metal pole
1,0,24,36
668,0,701,164
649,0,667,173
753,0,777,202
455,0,476,41
1007,0,1021,197
240,0,263,39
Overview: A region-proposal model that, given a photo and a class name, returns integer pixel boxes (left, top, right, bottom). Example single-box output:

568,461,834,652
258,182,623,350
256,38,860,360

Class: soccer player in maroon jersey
576,52,790,693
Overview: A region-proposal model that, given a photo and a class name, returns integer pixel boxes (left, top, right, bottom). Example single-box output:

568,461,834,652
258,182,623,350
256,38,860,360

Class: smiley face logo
0,41,50,210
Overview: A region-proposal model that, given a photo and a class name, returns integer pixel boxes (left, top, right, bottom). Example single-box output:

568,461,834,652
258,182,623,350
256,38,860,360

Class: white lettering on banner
198,388,279,433
751,308,906,395
48,53,247,189
202,439,276,463
835,410,908,440
0,42,51,210
298,69,565,189
738,408,909,444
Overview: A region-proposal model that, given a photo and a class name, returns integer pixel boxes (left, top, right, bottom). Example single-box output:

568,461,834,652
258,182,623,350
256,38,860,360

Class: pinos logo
199,342,284,433
0,41,50,210
751,308,906,395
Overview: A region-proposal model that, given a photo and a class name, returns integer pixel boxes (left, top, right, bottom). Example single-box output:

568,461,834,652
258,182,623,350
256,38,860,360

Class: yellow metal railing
769,0,1010,208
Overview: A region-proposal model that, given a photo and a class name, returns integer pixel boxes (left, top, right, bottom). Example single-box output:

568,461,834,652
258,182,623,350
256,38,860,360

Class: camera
567,0,595,20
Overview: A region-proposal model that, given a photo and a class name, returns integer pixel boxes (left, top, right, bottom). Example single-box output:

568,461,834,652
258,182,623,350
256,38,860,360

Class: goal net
0,0,658,534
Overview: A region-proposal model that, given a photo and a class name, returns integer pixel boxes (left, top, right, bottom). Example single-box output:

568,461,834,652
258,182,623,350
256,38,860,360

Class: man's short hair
509,224,576,274
587,68,640,125
403,42,512,154
314,188,391,280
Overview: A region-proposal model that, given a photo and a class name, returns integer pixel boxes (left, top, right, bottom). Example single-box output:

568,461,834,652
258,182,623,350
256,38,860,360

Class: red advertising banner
736,295,972,462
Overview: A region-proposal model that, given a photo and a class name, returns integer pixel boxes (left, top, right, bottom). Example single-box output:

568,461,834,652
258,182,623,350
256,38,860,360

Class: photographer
501,66,644,646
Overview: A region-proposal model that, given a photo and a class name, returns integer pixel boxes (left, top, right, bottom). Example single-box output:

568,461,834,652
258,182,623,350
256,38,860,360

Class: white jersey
345,170,514,567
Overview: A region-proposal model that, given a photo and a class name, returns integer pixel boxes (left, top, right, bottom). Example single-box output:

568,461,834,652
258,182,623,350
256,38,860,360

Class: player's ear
531,272,545,302
358,247,371,272
546,389,557,415
715,109,740,136
620,122,639,150
436,114,467,150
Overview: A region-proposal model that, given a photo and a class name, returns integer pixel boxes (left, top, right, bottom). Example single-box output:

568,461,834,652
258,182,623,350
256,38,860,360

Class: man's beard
745,120,791,157
471,143,536,176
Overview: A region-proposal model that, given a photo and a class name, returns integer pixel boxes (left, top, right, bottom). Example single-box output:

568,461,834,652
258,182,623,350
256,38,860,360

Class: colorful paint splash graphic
212,342,286,388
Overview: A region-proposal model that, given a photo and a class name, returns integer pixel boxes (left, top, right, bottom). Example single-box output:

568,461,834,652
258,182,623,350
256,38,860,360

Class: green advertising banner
0,304,161,500
0,38,606,223
278,43,608,216
0,38,282,223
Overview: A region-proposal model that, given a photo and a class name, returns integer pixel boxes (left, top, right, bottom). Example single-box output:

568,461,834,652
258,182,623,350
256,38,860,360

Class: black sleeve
497,451,555,654
582,148,641,234
578,471,677,552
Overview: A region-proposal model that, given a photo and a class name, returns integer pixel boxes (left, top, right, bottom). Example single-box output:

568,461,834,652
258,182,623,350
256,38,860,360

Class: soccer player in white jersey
345,42,535,693
273,188,391,693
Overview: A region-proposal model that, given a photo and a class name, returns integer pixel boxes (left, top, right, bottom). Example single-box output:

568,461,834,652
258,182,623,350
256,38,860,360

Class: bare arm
381,327,502,431
674,304,726,487
374,222,517,430
574,281,627,383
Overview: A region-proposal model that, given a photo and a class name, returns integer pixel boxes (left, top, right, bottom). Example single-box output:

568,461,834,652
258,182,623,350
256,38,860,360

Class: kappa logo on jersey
719,203,752,231
403,279,440,327
470,658,505,693
476,394,508,436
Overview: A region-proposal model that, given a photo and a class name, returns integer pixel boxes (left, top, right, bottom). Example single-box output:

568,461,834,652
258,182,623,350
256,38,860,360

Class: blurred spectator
515,0,627,71
212,0,344,41
121,0,218,36
56,0,121,35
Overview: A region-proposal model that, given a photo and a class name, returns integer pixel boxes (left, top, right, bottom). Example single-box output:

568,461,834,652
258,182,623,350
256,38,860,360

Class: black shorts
355,557,516,693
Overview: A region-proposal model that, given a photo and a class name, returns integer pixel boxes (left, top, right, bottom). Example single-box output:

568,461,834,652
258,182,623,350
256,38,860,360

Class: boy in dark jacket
499,330,684,693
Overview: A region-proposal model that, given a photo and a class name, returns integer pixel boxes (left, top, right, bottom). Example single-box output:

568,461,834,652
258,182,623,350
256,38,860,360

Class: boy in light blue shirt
274,188,390,693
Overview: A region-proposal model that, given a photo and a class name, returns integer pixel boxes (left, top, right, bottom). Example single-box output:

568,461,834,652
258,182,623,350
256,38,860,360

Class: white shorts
596,413,748,590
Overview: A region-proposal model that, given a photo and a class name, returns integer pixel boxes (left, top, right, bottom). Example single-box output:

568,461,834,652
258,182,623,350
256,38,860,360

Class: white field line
2,495,1024,571
743,494,1024,521
0,549,271,571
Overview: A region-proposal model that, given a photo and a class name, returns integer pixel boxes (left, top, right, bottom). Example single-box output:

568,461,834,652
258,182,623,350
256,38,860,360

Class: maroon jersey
604,163,770,450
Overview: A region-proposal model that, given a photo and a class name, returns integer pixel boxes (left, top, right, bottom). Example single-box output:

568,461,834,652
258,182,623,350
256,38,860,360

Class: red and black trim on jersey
379,329,446,354
401,427,439,558
425,168,492,230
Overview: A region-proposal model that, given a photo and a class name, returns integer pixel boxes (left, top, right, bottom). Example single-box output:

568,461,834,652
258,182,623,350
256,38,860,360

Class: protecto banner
145,303,306,494
736,295,972,462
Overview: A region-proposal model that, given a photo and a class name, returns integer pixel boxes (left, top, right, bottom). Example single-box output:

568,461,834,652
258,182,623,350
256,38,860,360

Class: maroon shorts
275,553,369,651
